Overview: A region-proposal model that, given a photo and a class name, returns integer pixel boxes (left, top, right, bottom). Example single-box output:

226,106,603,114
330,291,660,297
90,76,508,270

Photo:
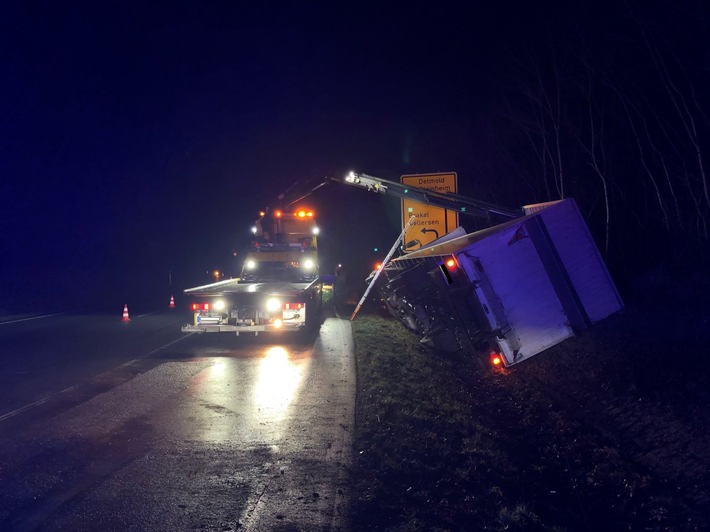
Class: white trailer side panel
458,220,575,365
391,198,622,367
536,199,624,323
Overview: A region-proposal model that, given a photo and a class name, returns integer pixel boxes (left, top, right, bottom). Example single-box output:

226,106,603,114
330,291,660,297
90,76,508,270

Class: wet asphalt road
0,311,354,531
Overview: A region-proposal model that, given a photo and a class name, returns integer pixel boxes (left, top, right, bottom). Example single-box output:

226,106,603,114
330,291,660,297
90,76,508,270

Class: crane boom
328,172,521,220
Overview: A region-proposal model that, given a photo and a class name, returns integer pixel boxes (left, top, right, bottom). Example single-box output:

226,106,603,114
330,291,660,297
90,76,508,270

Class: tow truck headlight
302,259,315,270
213,300,225,311
266,298,281,312
246,260,257,270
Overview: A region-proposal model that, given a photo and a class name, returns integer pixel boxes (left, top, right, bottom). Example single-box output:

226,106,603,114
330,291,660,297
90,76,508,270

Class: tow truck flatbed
182,277,323,335
184,279,313,297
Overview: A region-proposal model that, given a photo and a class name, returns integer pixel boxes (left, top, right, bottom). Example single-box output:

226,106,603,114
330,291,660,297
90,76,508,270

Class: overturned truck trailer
379,199,624,368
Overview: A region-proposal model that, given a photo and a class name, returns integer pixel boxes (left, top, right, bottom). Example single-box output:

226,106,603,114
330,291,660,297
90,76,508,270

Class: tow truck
181,206,323,335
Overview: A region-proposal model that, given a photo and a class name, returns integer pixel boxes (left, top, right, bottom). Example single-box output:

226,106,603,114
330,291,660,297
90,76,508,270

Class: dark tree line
494,1,710,281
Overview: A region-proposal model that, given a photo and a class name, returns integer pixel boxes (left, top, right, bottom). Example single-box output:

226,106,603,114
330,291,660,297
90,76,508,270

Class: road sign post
401,172,458,251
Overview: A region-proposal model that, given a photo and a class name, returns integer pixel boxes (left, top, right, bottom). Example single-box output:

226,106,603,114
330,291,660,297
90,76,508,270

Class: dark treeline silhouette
488,1,710,286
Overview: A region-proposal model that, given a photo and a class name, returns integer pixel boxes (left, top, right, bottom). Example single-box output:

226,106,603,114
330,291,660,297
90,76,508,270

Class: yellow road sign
401,172,459,251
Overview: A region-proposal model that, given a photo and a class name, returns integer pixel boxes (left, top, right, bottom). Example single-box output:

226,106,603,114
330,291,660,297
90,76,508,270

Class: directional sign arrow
421,228,440,239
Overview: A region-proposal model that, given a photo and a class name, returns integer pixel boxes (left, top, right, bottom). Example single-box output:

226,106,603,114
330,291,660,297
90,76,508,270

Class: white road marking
0,313,64,325
0,333,195,423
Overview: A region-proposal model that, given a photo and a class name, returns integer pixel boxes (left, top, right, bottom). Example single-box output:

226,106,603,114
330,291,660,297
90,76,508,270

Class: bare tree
577,71,612,257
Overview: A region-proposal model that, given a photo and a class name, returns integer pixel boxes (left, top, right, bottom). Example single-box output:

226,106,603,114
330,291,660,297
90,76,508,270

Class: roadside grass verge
349,313,542,531
348,307,708,530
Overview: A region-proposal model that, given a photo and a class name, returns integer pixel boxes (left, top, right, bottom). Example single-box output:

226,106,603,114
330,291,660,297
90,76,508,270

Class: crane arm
328,172,520,220
265,171,521,221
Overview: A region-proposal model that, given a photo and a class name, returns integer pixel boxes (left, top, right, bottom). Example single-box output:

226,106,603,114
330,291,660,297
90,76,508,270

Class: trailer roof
392,199,570,261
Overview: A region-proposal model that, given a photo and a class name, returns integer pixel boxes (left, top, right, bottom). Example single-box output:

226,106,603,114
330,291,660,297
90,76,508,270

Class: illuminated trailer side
380,199,623,368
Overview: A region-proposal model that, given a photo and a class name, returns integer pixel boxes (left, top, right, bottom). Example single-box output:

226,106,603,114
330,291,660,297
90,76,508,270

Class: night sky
1,1,703,312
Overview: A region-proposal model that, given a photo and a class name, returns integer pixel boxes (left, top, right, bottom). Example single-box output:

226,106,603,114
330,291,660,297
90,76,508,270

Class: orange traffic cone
122,304,131,322
169,295,176,309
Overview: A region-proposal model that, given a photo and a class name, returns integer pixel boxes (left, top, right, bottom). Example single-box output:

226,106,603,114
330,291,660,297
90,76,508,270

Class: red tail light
191,303,199,311
202,303,210,311
439,256,458,284
490,352,503,367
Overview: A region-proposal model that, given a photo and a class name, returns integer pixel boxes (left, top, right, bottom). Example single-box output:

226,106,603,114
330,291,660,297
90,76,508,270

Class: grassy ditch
348,306,710,531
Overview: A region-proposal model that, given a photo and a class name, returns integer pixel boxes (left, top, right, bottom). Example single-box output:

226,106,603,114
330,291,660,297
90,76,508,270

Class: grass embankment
350,313,541,531
348,307,709,531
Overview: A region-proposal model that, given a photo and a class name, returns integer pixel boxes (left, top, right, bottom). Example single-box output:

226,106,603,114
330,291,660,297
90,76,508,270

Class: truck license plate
283,309,302,321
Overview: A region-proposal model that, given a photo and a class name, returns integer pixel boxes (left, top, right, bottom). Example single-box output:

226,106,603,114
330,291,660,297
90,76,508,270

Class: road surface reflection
186,341,312,442
253,346,305,421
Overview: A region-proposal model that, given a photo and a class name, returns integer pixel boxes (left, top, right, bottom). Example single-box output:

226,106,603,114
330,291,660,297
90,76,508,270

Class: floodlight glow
266,298,281,312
